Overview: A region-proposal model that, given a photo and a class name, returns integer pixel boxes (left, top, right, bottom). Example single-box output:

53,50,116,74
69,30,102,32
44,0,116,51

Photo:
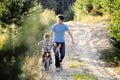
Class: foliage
99,47,120,66
19,8,56,80
38,0,57,11
0,0,37,26
106,0,120,42
73,0,120,66
73,0,104,21
80,15,109,24
39,9,56,26
0,2,5,20
64,6,74,21
0,0,56,79
0,4,44,80
73,0,120,43
101,0,120,66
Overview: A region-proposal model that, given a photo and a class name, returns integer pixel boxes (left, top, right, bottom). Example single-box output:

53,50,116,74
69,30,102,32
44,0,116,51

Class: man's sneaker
60,62,63,70
56,67,60,72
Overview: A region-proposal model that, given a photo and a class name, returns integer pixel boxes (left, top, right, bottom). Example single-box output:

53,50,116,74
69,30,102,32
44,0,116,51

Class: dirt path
43,22,120,80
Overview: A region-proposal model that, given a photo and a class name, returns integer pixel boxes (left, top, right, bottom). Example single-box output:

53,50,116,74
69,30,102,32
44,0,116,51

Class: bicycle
43,49,52,72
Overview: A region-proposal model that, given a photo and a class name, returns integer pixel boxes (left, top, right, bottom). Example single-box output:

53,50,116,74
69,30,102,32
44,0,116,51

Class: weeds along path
42,21,120,80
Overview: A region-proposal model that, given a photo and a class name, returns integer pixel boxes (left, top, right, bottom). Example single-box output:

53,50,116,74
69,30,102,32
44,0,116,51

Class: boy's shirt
38,40,54,50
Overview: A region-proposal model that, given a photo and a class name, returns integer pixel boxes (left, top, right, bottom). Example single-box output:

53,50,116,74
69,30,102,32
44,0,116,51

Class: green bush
107,0,120,42
19,8,56,80
0,0,37,26
39,0,57,10
95,0,120,66
0,4,45,80
64,6,74,21
73,0,104,21
102,0,120,65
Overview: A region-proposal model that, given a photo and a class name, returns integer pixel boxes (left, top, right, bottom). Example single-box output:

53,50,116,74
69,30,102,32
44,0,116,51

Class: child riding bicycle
38,33,61,64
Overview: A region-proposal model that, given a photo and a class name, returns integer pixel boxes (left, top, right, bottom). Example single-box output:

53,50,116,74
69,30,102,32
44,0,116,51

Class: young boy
38,33,61,64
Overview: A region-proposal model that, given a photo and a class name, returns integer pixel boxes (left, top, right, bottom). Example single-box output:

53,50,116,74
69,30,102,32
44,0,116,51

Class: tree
38,0,57,10
73,0,104,20
100,0,120,43
0,0,37,26
0,0,42,80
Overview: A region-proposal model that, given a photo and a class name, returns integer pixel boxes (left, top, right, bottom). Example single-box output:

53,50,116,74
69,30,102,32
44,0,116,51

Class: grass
114,67,120,75
20,54,38,80
68,57,85,68
19,53,47,80
98,46,120,67
73,73,97,80
68,61,84,68
78,15,110,24
70,56,79,61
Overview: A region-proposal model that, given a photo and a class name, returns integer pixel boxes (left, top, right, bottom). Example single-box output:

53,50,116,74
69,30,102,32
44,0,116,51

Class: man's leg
53,45,60,68
59,42,65,69
60,42,65,62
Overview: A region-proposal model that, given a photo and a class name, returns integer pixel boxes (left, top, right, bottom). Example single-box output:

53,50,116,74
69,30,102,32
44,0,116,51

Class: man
50,14,74,71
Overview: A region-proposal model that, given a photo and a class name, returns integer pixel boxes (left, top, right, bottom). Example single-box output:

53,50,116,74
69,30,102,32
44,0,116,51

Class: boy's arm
58,44,61,49
38,40,44,46
52,42,61,48
55,44,61,52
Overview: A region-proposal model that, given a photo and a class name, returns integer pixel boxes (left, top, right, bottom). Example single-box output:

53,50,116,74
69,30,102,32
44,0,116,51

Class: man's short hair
57,14,64,21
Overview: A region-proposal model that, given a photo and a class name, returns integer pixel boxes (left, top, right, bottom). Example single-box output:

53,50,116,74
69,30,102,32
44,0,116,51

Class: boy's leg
42,52,46,65
48,52,52,60
42,52,46,62
53,45,60,68
48,52,52,64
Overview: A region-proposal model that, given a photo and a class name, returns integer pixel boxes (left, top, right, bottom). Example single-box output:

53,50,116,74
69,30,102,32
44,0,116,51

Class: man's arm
67,30,75,45
49,30,54,40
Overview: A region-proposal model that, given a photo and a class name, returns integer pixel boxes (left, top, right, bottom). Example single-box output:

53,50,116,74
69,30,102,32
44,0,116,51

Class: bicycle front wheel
44,59,50,71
